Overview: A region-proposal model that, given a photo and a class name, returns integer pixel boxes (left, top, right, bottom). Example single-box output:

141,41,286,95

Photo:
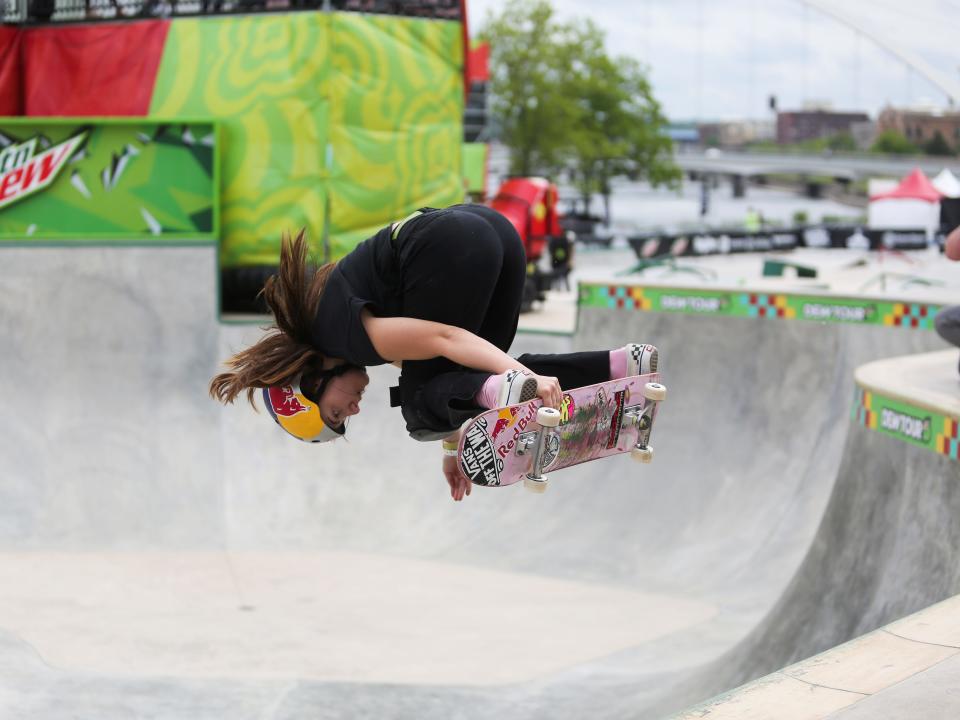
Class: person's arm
442,433,471,501
946,226,960,261
361,311,526,375
361,311,562,406
362,311,563,503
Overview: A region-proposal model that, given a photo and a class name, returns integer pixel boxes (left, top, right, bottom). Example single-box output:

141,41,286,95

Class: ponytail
209,229,334,407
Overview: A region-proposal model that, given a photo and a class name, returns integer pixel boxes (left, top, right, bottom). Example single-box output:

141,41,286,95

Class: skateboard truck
628,382,666,463
523,407,562,493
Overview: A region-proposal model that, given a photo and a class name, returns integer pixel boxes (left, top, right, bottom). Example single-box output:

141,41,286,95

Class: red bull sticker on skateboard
495,404,539,461
461,403,541,486
491,406,522,441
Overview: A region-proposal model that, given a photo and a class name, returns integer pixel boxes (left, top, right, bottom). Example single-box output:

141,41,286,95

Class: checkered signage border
852,387,960,461
580,283,940,330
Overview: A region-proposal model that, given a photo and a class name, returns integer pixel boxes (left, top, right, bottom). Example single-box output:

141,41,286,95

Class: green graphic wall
463,142,487,195
0,119,218,241
149,12,463,266
328,14,464,254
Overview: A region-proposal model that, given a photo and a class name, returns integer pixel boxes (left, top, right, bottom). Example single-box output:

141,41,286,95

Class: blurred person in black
934,225,960,376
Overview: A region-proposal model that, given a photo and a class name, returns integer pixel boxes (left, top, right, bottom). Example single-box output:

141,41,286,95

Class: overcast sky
465,0,960,122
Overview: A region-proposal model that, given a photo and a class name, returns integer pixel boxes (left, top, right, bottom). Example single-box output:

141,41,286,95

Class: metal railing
2,0,460,24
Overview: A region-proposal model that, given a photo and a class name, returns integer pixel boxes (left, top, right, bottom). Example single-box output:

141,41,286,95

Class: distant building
776,110,870,145
696,120,775,148
877,106,960,150
664,122,700,149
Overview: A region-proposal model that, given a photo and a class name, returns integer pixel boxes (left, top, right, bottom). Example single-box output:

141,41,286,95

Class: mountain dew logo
0,132,87,210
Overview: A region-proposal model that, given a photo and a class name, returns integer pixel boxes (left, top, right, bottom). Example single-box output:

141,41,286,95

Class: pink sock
475,374,502,409
609,348,627,380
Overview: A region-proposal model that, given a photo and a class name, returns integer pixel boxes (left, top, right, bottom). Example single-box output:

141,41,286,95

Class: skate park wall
1,243,959,718
576,289,960,714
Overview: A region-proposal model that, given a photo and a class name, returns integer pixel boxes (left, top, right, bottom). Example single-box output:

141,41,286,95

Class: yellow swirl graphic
150,12,462,266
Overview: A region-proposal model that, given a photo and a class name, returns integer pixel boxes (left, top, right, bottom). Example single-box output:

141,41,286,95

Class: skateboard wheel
642,382,667,402
631,446,654,463
524,476,549,493
537,406,562,427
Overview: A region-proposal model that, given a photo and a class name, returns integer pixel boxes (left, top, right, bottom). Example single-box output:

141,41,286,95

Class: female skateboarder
209,204,658,500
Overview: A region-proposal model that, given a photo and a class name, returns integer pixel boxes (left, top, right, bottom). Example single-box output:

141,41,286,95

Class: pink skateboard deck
457,373,665,489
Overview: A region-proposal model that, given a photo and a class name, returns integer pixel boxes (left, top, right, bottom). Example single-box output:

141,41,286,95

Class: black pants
394,204,611,438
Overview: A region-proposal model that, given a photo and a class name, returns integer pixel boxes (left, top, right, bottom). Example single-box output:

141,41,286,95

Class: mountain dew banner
580,283,942,331
853,386,960,461
5,13,463,263
0,119,218,241
149,12,463,264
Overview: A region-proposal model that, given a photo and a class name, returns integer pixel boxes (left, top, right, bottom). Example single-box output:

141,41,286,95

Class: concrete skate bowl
1,244,958,719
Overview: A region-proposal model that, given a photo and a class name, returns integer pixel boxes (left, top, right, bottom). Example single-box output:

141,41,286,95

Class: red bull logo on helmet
268,385,310,417
262,378,343,444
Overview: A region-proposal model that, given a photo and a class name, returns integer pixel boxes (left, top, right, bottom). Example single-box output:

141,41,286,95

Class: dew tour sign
853,387,959,461
0,132,87,210
0,118,219,242
879,407,932,444
582,283,941,331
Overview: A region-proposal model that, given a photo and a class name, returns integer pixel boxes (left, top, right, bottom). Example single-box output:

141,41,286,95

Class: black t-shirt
310,224,402,367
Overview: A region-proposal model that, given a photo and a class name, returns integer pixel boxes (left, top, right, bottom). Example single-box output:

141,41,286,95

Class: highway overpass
674,149,960,196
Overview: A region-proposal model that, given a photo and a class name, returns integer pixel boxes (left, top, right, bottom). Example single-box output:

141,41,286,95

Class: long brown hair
209,229,334,407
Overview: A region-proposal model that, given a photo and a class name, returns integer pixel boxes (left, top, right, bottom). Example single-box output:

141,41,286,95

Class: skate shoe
625,343,659,376
495,369,538,407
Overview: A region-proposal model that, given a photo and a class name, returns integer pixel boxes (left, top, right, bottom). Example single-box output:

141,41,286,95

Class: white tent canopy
868,168,942,237
933,169,960,199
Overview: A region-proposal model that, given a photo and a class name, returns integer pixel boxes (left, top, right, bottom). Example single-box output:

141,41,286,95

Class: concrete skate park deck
2,244,960,719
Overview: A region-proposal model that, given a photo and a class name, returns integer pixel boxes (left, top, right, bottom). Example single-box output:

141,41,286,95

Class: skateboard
457,374,666,493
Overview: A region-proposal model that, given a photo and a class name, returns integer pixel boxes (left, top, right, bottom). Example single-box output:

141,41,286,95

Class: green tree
827,132,857,152
924,130,955,157
797,136,829,153
479,0,679,219
479,0,577,176
871,130,919,155
559,23,679,220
